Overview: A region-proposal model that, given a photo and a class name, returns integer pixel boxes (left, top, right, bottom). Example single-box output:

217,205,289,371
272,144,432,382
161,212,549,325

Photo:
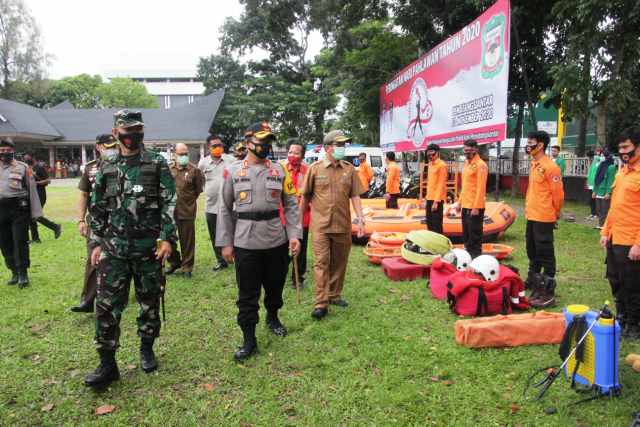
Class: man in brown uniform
166,143,205,278
71,134,119,312
301,130,366,320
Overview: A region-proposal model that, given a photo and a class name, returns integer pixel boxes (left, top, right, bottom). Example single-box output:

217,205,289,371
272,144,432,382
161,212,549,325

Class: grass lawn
1,184,639,426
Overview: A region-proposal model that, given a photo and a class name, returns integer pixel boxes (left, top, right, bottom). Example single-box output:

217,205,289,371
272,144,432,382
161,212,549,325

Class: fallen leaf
441,380,453,386
30,324,47,333
201,383,216,392
41,403,54,412
400,294,411,302
388,288,397,294
126,364,137,370
95,405,115,415
510,403,520,414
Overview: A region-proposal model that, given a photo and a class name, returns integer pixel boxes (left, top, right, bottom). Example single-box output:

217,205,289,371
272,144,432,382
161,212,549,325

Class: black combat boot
140,337,158,373
530,275,556,309
266,311,288,337
526,272,543,301
234,324,257,361
84,349,120,388
17,270,29,289
7,270,18,286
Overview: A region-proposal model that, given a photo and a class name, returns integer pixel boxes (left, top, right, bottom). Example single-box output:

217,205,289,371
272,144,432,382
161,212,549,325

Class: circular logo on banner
407,77,433,147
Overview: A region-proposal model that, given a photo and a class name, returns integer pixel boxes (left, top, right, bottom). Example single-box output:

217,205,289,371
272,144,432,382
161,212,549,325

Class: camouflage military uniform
89,149,177,351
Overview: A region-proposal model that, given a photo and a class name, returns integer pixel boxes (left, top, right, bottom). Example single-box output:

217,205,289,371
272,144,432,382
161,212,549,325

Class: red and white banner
379,0,510,152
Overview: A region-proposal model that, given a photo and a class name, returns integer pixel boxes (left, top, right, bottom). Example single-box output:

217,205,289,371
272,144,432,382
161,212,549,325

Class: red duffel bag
446,265,528,317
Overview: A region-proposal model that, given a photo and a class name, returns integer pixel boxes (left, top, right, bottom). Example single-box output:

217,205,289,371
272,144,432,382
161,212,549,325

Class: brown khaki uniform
302,159,365,309
167,162,204,272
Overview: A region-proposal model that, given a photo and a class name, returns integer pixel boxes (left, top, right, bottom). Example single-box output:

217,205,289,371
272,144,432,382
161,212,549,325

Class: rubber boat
352,199,516,243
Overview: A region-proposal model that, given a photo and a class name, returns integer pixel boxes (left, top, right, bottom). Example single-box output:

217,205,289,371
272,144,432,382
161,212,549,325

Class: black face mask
250,142,272,159
0,152,14,163
24,158,34,165
118,132,144,150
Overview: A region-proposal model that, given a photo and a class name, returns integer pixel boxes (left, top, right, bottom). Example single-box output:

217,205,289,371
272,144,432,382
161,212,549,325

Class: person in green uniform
592,149,617,229
550,145,566,176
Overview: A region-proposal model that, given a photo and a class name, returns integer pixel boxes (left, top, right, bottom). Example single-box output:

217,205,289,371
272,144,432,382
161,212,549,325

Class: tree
47,74,103,108
334,20,419,144
95,77,158,109
0,0,49,98
550,0,640,152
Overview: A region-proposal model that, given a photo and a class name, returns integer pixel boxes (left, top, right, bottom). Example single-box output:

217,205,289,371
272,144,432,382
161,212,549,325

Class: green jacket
553,157,566,175
587,156,603,189
593,163,617,197
89,149,177,258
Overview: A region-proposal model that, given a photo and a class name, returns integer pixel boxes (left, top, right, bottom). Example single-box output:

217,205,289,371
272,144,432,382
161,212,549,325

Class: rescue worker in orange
385,152,401,208
524,130,564,308
357,152,374,197
300,130,365,320
600,127,640,339
425,143,448,234
451,139,488,258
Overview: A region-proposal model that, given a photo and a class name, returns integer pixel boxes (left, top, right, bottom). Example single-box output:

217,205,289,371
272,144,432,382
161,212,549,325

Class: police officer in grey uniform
217,122,302,361
0,139,43,288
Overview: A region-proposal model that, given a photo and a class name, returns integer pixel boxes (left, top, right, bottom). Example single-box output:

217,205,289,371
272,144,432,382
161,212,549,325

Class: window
370,156,382,167
164,96,171,109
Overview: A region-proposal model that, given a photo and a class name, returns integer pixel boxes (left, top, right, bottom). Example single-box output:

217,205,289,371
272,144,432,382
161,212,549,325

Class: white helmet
470,255,500,282
442,248,472,271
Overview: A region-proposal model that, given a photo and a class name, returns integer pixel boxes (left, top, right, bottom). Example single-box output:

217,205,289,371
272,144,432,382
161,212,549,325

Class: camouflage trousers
95,253,164,351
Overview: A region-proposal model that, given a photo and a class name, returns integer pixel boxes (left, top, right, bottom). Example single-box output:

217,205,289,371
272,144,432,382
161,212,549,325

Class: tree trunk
576,50,591,156
511,99,525,197
596,103,607,151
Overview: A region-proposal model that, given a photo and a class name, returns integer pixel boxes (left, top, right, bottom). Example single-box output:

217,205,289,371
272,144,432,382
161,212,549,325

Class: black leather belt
236,210,279,221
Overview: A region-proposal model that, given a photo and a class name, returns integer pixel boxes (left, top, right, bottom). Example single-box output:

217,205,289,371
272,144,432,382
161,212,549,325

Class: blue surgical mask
333,147,346,160
177,155,189,166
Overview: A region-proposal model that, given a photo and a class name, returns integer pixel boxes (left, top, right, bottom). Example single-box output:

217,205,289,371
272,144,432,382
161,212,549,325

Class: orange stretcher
455,311,566,348
353,199,516,242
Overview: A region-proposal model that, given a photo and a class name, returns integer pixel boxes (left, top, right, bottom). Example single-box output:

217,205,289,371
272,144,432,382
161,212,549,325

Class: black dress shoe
7,271,18,286
267,318,288,337
54,224,62,239
71,302,94,313
234,342,257,361
164,264,180,275
17,270,29,289
212,263,228,272
311,307,328,320
330,299,349,307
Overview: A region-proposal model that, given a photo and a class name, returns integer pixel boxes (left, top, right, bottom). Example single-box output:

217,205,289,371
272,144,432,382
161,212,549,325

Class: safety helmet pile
469,255,500,282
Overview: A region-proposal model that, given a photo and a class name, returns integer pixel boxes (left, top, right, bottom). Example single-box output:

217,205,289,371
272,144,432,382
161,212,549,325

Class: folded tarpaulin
455,311,566,348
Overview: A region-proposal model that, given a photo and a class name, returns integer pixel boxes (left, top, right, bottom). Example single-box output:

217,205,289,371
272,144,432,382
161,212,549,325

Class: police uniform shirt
198,154,234,215
216,159,302,250
0,160,43,218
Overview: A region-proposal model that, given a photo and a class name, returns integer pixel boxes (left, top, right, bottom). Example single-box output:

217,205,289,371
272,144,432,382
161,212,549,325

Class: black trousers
588,190,596,215
205,213,226,266
0,198,30,271
525,220,556,277
387,193,399,209
291,227,309,283
234,243,289,326
426,200,444,234
461,208,484,259
606,243,640,327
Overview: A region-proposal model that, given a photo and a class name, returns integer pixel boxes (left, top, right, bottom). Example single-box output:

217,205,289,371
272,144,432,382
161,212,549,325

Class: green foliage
95,77,158,109
1,188,639,425
47,74,103,108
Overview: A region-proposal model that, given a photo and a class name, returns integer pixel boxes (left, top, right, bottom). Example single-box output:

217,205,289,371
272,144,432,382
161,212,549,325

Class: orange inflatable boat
352,199,516,243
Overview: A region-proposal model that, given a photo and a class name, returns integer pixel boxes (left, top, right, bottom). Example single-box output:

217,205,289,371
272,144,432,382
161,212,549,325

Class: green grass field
1,184,639,426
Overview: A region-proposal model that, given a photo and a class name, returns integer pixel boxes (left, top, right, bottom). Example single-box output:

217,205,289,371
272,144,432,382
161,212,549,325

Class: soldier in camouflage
84,110,177,389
